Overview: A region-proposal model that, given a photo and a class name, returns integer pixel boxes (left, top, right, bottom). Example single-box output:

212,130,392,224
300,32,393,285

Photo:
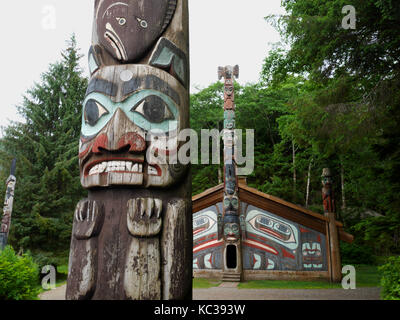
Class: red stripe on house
243,240,278,255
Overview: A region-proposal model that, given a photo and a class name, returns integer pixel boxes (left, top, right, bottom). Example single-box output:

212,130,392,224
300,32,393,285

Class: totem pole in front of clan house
66,0,191,300
0,159,17,251
218,66,243,281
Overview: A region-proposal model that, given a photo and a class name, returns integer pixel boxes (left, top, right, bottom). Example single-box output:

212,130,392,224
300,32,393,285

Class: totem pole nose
92,108,146,153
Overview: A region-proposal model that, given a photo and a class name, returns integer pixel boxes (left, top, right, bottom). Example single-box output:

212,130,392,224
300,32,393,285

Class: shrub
31,250,69,283
0,246,39,300
340,242,376,265
379,256,400,300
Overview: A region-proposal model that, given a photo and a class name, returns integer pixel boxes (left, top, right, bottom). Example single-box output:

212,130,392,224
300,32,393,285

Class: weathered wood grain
124,237,161,300
161,199,191,299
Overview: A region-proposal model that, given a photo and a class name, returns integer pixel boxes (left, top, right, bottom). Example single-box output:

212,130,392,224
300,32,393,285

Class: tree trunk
292,140,297,193
305,158,313,208
218,166,223,184
341,162,346,210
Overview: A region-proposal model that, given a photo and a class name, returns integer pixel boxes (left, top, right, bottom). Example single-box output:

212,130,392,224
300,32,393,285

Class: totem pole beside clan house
66,0,191,300
193,85,353,282
218,66,243,282
0,159,17,251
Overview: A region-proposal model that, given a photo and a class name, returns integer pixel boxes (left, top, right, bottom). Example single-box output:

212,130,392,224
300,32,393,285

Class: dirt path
38,285,67,300
193,286,381,300
39,284,381,300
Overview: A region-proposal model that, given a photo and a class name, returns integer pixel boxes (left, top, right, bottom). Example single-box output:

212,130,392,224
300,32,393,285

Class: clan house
192,66,353,283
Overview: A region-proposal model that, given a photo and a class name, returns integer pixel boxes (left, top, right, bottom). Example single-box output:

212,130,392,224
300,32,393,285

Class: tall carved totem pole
66,0,191,300
322,168,341,282
0,159,17,251
218,66,243,281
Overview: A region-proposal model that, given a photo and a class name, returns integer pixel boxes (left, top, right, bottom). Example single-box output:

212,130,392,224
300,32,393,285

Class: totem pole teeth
154,199,163,218
145,198,154,218
139,198,146,217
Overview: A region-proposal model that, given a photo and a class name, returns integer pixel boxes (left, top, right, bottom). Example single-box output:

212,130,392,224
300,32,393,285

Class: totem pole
321,168,341,282
66,0,191,300
0,159,17,251
218,66,242,279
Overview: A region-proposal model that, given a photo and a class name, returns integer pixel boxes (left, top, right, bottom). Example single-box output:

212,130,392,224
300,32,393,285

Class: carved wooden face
96,0,176,62
223,194,238,212
223,223,240,242
79,64,188,189
224,110,235,129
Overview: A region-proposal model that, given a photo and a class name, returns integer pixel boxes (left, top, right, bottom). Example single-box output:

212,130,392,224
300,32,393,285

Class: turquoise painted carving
81,90,179,137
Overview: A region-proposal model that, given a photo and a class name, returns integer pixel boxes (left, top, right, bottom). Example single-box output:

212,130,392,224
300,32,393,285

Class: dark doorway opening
226,245,237,269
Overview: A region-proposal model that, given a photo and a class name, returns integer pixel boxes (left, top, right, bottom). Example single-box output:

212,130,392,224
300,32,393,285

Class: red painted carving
322,168,335,213
117,132,146,152
92,133,108,154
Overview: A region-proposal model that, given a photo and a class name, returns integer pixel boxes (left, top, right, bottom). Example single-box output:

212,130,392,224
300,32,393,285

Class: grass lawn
193,278,221,288
238,265,381,289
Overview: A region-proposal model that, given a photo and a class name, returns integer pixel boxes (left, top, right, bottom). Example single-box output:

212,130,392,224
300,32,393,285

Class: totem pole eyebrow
122,75,181,105
86,78,118,97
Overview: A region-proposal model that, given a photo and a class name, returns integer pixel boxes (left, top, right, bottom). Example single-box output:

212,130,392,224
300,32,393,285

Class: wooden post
322,168,342,283
219,66,242,282
66,0,191,300
0,159,17,251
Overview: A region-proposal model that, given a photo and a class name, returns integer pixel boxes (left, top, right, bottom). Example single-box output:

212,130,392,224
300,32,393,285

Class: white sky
0,0,285,129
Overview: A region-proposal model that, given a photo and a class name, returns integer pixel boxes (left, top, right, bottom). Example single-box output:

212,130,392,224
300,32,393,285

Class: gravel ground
39,284,381,300
193,286,381,300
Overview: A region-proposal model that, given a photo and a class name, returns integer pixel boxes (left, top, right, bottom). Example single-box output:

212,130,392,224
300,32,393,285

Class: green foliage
258,0,400,255
340,242,375,265
0,35,88,254
379,256,400,300
0,246,39,300
31,250,69,272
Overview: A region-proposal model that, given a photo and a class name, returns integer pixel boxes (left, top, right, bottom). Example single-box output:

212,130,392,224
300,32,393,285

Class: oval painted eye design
224,197,239,210
132,95,174,123
116,17,126,26
84,100,109,126
223,198,230,208
231,197,238,209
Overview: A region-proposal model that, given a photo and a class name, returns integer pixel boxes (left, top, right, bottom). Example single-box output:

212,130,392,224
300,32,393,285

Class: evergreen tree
0,35,88,254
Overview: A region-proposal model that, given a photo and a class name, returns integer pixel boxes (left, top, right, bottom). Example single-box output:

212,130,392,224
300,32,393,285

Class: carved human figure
66,0,191,300
321,168,335,213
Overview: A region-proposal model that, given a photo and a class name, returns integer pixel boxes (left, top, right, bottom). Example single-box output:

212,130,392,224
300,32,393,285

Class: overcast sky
0,0,285,129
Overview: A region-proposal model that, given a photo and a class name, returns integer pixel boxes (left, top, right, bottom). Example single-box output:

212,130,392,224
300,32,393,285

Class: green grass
193,278,221,288
355,265,381,287
238,265,381,290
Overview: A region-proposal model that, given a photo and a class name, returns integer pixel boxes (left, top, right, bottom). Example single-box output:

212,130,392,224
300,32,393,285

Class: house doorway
226,245,237,269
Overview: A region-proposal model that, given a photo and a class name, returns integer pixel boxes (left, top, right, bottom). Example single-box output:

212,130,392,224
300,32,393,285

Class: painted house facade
193,179,353,282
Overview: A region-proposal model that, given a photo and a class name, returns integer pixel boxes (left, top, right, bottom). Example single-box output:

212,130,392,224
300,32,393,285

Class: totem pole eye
84,100,109,126
132,95,174,124
231,197,238,207
223,198,231,208
136,17,148,28
117,17,126,26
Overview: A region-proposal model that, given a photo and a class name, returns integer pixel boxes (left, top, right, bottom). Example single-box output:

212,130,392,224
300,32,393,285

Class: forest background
0,0,399,268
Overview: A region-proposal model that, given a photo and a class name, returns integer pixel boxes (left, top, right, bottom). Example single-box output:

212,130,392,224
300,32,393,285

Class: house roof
192,180,354,243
